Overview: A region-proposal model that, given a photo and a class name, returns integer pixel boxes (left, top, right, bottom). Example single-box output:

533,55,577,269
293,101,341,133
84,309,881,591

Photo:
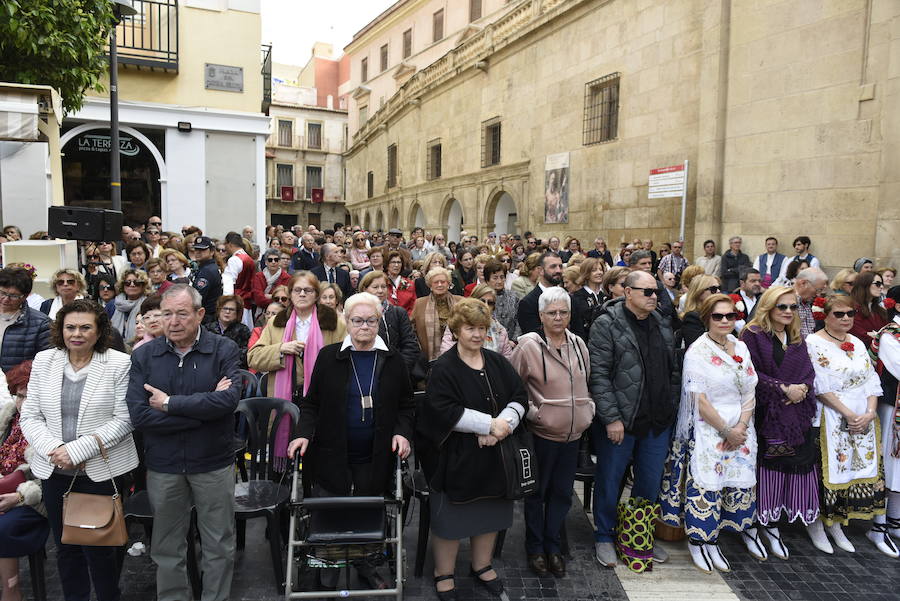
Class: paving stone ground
20,489,900,600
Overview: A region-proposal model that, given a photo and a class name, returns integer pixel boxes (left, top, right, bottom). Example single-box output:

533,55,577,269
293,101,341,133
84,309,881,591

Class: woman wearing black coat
358,270,422,378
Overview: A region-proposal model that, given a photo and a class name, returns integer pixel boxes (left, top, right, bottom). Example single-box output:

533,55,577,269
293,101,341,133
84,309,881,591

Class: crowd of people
0,217,898,600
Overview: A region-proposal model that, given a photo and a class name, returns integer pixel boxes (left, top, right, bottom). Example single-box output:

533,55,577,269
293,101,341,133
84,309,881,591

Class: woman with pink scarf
248,271,346,467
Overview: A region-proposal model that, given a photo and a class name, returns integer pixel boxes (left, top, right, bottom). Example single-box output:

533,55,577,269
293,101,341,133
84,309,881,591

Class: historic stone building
342,0,899,270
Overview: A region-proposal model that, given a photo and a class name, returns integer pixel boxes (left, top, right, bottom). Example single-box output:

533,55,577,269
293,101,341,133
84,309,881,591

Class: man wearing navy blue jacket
127,284,240,601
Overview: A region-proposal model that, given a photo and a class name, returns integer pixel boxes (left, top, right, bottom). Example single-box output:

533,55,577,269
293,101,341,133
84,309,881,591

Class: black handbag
500,425,538,500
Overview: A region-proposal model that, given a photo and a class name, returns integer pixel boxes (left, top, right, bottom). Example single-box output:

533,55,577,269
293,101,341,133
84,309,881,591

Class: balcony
266,185,326,203
266,134,331,153
261,44,272,114
115,0,179,72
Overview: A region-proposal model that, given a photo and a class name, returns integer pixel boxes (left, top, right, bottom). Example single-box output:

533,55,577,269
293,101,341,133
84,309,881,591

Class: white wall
165,127,206,231
0,141,50,236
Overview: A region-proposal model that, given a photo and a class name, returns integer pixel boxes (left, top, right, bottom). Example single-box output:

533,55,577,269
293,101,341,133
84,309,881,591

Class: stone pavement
21,489,900,600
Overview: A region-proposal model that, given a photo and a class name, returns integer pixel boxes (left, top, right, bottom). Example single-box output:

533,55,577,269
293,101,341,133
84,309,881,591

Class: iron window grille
481,117,501,168
387,144,398,188
403,29,412,59
583,73,620,145
427,139,442,180
367,171,374,199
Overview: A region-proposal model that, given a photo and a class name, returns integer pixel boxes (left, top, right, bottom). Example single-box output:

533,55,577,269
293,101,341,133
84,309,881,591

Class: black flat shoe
433,574,458,601
547,553,566,577
470,564,505,596
527,554,548,577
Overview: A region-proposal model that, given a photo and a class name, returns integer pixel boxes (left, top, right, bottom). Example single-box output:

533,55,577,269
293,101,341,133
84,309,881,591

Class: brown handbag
61,434,128,546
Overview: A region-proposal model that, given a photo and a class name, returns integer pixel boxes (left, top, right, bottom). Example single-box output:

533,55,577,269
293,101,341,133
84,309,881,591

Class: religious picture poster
544,153,569,224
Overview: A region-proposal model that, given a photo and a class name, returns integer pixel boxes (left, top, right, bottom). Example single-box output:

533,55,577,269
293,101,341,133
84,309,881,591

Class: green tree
0,0,115,113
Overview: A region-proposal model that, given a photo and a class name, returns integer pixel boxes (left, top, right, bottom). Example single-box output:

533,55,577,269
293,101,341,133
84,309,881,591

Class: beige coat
247,306,346,397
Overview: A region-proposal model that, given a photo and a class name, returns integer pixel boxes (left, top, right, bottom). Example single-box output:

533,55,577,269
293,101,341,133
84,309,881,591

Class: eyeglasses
147,230,160,236
831,310,857,319
0,291,24,301
124,280,142,286
266,257,280,263
220,306,237,313
543,310,570,318
775,303,799,312
273,296,289,303
217,248,227,253
705,286,721,294
292,287,316,295
711,312,738,322
628,286,658,297
349,317,379,328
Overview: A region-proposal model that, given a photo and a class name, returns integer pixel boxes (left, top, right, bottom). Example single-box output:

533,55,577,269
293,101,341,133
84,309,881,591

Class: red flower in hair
885,298,896,310
732,355,744,363
840,341,854,353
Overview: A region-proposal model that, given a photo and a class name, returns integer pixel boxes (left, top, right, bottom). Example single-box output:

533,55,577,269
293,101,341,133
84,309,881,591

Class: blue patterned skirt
660,438,757,542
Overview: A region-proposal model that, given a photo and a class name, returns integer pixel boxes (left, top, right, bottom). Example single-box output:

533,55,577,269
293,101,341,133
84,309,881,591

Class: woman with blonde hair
511,252,543,300
415,252,450,297
159,248,191,284
349,232,371,271
740,286,820,559
562,265,581,294
677,265,706,312
601,266,630,300
39,268,86,319
411,267,462,364
677,274,722,349
830,268,857,294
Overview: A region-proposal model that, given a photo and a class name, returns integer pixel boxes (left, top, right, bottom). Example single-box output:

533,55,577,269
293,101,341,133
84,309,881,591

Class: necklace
773,329,787,350
0,310,20,323
708,333,729,350
349,351,377,422
823,327,847,343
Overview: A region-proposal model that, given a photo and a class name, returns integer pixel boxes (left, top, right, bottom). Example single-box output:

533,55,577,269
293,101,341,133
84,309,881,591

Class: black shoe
527,554,548,577
547,553,566,577
470,564,504,596
433,574,458,601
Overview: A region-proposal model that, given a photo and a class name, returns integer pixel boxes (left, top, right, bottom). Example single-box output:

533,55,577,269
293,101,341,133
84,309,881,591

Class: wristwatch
162,397,169,412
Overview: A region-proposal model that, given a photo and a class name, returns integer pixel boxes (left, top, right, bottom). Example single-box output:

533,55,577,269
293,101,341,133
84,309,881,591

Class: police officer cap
193,236,214,250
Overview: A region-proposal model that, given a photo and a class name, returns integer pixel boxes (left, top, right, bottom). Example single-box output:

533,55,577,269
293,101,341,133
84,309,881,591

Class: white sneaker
867,525,900,558
741,527,768,561
888,517,900,540
827,522,855,553
761,526,789,560
806,519,834,554
705,544,731,572
688,541,713,574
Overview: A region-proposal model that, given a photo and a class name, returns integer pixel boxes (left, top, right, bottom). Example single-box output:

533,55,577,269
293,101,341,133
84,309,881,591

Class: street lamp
109,0,137,213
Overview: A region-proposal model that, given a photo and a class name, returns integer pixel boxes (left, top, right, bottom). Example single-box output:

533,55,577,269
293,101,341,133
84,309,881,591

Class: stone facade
343,0,899,272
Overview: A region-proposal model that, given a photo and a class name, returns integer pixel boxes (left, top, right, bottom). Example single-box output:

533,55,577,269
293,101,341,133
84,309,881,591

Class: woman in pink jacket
510,287,594,579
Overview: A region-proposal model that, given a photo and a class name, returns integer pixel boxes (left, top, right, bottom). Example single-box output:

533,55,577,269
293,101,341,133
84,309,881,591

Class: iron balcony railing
115,0,179,72
261,44,272,114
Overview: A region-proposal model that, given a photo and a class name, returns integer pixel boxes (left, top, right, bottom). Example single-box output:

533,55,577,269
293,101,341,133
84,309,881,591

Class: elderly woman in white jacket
20,299,137,601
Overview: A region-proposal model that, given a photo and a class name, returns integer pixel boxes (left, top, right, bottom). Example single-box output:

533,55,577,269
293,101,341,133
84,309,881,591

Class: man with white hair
793,266,828,337
312,243,352,299
242,225,254,243
292,233,320,272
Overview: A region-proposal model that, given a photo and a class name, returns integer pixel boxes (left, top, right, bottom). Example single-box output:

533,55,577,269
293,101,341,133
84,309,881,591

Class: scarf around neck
263,267,283,294
112,294,143,342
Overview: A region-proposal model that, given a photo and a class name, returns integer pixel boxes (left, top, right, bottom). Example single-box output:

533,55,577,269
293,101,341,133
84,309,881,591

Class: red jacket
387,277,416,317
251,270,292,309
235,251,258,308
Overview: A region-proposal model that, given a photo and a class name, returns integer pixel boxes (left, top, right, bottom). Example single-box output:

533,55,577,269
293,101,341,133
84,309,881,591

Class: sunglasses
832,309,856,319
628,286,658,297
149,221,162,226
57,279,77,286
266,257,280,263
873,281,884,288
273,296,289,303
124,280,142,286
706,286,721,294
483,300,496,306
711,312,738,322
99,285,114,291
775,303,799,312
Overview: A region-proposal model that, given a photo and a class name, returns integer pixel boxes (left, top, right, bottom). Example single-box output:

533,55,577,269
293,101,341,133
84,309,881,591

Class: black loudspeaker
48,207,123,242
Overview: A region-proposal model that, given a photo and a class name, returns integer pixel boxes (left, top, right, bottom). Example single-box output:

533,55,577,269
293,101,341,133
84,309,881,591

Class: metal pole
679,159,689,242
109,22,122,212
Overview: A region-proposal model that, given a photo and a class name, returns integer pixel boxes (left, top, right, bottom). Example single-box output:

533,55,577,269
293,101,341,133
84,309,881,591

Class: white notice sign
648,164,686,199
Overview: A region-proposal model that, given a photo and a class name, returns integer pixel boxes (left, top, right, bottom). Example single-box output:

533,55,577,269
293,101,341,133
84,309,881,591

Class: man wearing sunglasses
588,270,679,568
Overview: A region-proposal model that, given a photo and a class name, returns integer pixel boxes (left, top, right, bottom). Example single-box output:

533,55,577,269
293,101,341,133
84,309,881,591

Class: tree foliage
0,0,115,113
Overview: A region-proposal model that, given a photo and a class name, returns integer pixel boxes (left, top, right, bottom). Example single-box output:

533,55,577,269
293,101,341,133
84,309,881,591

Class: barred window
361,57,368,82
583,73,619,145
387,144,398,188
305,166,322,198
277,120,292,147
433,9,444,42
402,29,412,59
470,0,482,21
427,139,442,180
481,117,501,168
380,44,388,72
367,171,374,199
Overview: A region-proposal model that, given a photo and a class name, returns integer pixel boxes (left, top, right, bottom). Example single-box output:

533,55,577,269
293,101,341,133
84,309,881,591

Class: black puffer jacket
379,303,421,375
588,298,680,428
0,307,51,372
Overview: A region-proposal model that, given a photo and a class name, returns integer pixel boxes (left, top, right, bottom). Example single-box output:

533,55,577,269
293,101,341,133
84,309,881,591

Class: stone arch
440,196,464,244
363,211,372,231
483,188,518,237
409,202,426,229
375,208,385,232
390,206,400,230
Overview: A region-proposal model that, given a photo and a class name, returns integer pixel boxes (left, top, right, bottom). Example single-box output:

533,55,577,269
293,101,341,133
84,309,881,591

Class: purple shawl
741,326,817,447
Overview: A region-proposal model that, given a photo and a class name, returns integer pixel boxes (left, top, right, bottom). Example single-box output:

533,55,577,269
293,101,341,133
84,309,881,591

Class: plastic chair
234,396,300,593
235,369,259,398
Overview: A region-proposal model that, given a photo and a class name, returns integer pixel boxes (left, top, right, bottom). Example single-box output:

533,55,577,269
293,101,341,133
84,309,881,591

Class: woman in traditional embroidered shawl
741,286,819,559
805,293,886,555
660,294,759,574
